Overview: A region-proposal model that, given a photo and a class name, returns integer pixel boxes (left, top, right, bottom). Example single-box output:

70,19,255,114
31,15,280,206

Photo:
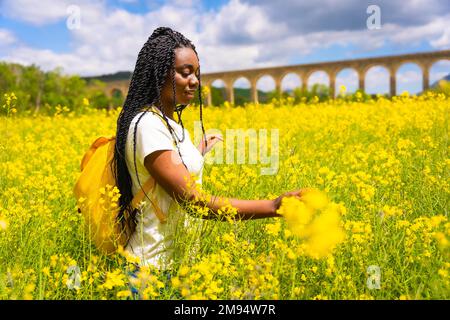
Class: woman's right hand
272,188,313,214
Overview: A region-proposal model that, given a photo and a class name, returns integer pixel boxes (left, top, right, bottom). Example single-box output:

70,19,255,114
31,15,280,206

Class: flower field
0,92,449,300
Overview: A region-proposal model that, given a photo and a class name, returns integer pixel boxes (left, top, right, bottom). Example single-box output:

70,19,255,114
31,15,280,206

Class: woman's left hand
198,134,223,156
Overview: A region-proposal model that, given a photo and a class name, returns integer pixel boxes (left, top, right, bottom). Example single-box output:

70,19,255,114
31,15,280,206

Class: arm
144,150,308,220
197,134,223,156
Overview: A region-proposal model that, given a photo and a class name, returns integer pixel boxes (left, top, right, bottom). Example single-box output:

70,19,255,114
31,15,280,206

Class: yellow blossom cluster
276,189,345,258
0,91,449,299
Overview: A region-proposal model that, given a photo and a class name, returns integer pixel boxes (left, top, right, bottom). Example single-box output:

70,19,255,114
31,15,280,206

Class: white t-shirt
124,107,204,269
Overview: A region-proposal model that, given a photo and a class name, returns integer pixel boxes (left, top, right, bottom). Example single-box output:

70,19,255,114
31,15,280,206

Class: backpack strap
129,106,177,224
142,106,176,139
142,105,165,121
81,135,167,224
131,176,167,224
80,136,115,171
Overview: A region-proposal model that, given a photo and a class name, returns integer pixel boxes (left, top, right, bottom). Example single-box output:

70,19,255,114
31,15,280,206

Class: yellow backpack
73,135,167,254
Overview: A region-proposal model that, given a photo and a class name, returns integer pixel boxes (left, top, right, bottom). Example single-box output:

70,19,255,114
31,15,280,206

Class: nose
189,73,199,88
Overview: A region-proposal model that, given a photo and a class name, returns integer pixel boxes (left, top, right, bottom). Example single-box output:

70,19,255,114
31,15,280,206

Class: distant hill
431,73,450,87
83,70,450,92
210,87,273,105
82,70,450,103
82,71,132,83
83,71,275,105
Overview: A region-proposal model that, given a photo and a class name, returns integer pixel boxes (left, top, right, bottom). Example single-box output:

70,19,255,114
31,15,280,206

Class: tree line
1,62,448,116
0,62,119,116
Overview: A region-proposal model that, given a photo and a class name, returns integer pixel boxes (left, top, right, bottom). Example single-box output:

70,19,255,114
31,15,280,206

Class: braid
197,67,207,152
111,27,208,239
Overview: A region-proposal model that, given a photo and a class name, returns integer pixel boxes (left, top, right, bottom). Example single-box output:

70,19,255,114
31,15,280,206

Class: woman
112,27,307,270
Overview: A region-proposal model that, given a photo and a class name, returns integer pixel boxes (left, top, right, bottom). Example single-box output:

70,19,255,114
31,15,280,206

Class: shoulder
130,111,168,130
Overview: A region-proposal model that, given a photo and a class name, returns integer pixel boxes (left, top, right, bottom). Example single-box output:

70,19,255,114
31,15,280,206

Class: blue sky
0,0,449,93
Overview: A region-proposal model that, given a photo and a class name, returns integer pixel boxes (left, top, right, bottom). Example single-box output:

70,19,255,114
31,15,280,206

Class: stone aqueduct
103,50,450,105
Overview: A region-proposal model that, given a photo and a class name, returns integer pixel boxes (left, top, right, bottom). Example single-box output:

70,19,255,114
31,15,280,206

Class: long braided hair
110,27,207,237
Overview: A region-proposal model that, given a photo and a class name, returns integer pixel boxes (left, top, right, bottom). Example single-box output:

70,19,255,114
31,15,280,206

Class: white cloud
211,79,226,87
280,73,302,90
397,71,423,94
0,0,448,85
365,66,390,93
165,0,196,7
336,69,359,92
430,71,449,83
233,77,251,88
255,76,275,91
1,0,83,26
195,43,262,73
430,60,450,83
388,14,450,49
246,0,450,33
0,1,204,76
1,46,122,75
308,71,329,87
198,0,288,46
0,29,16,47
397,70,422,84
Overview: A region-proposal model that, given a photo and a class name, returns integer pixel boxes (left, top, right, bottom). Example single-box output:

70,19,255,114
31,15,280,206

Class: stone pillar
301,74,308,91
329,71,336,98
422,64,430,91
275,77,282,96
206,84,213,106
358,70,365,92
251,81,258,104
227,83,235,105
389,68,397,97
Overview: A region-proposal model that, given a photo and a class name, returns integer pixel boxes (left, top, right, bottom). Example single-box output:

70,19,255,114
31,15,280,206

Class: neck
156,101,175,121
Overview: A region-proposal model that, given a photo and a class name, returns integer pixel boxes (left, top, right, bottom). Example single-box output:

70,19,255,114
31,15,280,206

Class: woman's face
160,47,200,106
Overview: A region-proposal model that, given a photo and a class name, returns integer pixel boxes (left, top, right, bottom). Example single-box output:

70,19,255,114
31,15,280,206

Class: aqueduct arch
202,50,450,104
97,50,450,105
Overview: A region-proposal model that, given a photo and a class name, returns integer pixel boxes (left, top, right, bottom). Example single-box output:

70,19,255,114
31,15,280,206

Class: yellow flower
100,270,126,290
305,210,345,259
171,276,181,288
277,189,345,258
265,221,281,236
301,189,329,211
117,290,131,298
222,232,236,244
277,197,313,236
42,267,50,277
179,266,189,277
0,216,8,230
23,283,36,300
435,232,449,249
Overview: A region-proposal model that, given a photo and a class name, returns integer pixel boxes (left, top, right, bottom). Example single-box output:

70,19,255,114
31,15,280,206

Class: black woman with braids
112,27,308,270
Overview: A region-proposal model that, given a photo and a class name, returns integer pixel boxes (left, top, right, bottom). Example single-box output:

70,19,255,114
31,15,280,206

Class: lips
185,90,196,98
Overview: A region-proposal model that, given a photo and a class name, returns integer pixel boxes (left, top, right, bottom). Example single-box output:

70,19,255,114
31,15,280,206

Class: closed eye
179,65,200,78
